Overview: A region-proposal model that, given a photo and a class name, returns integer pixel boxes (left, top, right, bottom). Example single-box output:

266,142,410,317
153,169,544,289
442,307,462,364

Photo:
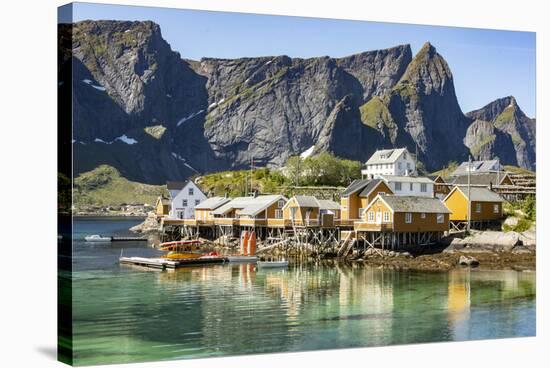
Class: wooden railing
354,222,393,231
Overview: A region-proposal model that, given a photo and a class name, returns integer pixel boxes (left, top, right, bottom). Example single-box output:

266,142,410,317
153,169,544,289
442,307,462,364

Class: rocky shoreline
128,215,536,272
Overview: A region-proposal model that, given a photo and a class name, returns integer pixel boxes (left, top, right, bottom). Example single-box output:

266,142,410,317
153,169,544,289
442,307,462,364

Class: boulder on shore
130,212,160,234
445,231,522,253
459,255,479,267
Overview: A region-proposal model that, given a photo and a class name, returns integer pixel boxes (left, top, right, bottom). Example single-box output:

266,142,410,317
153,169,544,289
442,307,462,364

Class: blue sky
70,2,536,117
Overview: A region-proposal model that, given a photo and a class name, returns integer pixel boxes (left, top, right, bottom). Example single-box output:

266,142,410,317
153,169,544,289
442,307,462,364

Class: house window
383,211,390,222
378,192,386,196
407,162,411,169
277,200,285,208
290,207,297,220
359,208,366,218
178,211,184,219
476,203,482,213
398,162,402,170
368,211,375,222
275,209,283,219
437,213,444,223
395,182,402,191
195,199,200,206
493,204,499,214
403,152,407,159
420,183,427,192
405,213,412,223
182,199,188,206
409,182,413,191
421,213,426,219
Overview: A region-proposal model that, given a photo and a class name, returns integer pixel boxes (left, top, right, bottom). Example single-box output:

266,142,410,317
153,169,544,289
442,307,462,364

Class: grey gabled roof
450,160,502,176
379,195,451,213
365,148,407,165
166,181,189,190
286,195,341,211
453,186,505,203
317,199,341,211
238,195,286,216
213,195,285,216
357,179,386,197
194,196,231,210
451,172,509,186
293,195,320,207
380,175,434,184
342,179,385,197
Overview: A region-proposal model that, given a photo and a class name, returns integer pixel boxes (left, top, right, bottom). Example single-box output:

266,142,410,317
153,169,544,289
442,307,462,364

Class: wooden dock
111,236,148,242
119,256,228,270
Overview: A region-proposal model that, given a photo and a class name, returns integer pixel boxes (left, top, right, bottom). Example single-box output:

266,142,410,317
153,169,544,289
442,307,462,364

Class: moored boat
159,240,204,259
227,255,258,263
257,260,289,268
85,234,112,242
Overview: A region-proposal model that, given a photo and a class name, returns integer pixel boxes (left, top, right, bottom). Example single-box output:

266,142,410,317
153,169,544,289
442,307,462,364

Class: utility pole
467,155,472,232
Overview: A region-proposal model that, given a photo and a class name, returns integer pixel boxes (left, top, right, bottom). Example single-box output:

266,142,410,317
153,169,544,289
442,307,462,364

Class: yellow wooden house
340,179,393,222
282,195,340,227
443,186,505,222
193,196,231,222
355,195,451,233
155,196,170,217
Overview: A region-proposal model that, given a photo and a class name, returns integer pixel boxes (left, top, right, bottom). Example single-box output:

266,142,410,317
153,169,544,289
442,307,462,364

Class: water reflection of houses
336,264,395,346
447,270,471,340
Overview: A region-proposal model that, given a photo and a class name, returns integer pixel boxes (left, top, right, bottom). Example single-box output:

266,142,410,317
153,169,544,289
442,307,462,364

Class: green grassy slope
74,165,167,208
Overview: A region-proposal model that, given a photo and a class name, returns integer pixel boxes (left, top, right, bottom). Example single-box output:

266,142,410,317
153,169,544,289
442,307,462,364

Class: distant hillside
74,165,167,208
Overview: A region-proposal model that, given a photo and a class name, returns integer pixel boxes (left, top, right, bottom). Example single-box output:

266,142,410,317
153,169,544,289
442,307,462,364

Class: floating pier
111,236,148,242
119,256,228,270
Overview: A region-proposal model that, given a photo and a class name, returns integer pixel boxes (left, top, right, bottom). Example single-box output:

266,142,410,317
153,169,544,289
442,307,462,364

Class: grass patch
74,165,167,208
359,97,394,129
144,125,167,139
470,134,496,156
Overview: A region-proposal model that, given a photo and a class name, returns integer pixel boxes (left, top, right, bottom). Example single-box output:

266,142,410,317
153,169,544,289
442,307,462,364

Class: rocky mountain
465,96,536,169
59,20,536,184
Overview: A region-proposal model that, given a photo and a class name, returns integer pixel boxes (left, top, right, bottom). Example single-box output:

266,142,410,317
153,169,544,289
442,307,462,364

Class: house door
376,209,382,224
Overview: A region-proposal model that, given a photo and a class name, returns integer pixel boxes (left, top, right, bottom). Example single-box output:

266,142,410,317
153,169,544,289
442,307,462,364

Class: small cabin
340,179,393,221
443,186,506,222
194,196,231,222
283,196,340,226
450,172,514,187
356,195,450,233
155,196,170,217
430,175,451,199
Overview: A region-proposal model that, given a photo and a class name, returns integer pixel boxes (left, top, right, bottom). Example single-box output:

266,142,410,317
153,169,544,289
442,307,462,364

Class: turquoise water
70,218,536,366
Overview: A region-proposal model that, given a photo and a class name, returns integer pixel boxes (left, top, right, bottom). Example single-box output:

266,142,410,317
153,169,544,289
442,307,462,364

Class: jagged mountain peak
466,95,527,122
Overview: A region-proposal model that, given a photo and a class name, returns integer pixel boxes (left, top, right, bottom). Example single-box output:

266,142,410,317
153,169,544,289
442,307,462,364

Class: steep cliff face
465,96,536,170
383,42,471,169
63,20,536,183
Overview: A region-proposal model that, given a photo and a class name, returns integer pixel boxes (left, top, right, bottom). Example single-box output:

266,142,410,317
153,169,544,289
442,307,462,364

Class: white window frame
421,213,426,219
182,199,188,207
409,182,413,191
275,209,283,219
195,199,200,206
493,204,499,214
277,200,285,208
405,213,412,223
383,211,390,222
368,211,375,222
437,213,444,223
188,188,194,195
476,203,482,213
395,182,402,191
420,183,427,192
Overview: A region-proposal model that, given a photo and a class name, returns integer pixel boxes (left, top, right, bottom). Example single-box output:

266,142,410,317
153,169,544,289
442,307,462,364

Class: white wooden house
361,148,417,179
167,181,207,219
378,175,435,198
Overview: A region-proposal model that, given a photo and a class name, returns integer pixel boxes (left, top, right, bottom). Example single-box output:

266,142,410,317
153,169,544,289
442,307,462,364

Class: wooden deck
354,222,393,232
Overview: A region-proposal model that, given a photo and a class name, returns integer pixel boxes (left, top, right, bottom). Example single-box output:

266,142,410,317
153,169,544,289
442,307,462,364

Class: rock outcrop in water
60,20,536,183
